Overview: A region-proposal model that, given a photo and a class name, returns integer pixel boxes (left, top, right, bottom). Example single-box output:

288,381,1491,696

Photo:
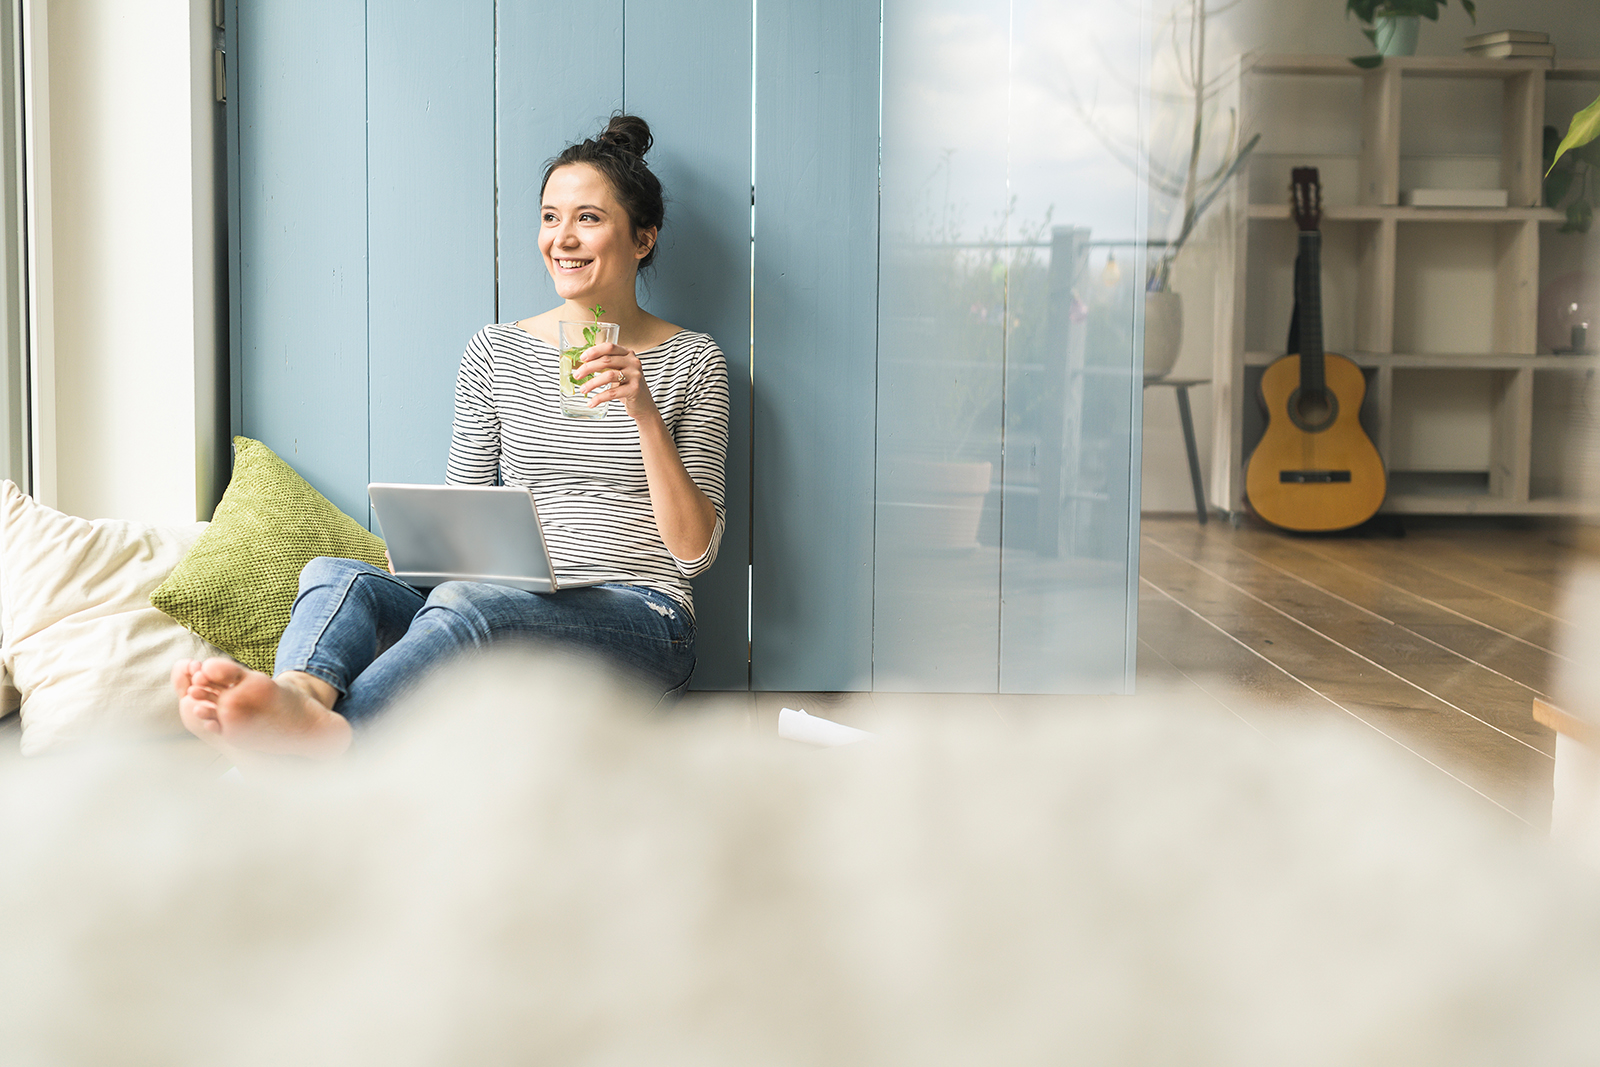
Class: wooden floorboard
1138,516,1561,826
1289,537,1569,647
1140,533,1554,750
1157,525,1563,693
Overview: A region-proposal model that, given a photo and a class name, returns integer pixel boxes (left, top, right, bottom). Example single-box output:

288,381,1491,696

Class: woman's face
539,163,654,305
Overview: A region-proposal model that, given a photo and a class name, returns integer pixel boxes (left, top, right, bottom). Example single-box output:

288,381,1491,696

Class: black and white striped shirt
445,323,729,618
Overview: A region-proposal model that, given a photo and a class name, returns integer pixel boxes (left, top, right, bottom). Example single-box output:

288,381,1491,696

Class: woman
172,114,729,759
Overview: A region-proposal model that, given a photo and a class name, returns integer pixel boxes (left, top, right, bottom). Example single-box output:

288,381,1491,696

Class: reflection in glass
874,0,1149,692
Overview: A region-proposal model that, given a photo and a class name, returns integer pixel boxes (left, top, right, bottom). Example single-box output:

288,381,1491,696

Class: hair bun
597,113,653,160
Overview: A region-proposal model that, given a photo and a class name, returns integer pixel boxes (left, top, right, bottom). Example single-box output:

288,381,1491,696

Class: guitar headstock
1290,167,1322,232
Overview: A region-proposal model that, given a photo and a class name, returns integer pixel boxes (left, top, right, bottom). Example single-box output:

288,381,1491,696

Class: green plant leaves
1346,0,1472,67
1548,92,1600,175
1345,0,1472,24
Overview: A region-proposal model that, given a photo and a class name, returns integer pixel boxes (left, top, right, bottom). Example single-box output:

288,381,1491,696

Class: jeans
273,557,696,727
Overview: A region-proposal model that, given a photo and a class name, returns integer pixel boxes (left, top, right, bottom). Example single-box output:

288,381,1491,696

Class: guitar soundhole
1288,386,1338,433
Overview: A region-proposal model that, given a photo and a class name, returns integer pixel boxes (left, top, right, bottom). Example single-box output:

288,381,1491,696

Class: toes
170,659,197,695
178,696,222,739
187,679,226,702
197,657,252,689
185,690,222,719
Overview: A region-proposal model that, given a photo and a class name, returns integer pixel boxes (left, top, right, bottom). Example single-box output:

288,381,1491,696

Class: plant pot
1374,14,1420,56
1143,289,1183,379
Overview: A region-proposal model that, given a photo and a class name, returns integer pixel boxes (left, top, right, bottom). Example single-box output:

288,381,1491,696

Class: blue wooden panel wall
625,0,754,690
751,0,880,691
496,0,623,319
235,0,369,522
367,0,497,501
231,0,1146,696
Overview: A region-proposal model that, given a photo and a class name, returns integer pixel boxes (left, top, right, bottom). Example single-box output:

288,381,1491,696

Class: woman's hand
576,343,655,421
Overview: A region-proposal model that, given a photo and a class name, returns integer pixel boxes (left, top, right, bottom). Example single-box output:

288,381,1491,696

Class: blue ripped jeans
273,557,696,726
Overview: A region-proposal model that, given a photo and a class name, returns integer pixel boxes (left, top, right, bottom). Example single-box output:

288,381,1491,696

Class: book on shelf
1464,29,1550,47
1466,41,1556,59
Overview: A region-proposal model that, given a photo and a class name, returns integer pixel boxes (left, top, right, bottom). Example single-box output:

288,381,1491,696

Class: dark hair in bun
542,113,666,271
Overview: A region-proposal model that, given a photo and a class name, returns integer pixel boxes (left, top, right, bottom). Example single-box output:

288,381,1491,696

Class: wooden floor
1137,514,1569,827
683,515,1573,830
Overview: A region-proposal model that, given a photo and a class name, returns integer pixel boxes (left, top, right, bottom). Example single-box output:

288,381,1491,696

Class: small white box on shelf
1400,188,1510,208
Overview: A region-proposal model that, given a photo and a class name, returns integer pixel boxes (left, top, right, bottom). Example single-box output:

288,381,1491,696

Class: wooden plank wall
235,0,754,689
496,0,624,320
625,0,754,690
751,0,881,691
230,0,1143,695
235,0,369,523
367,0,496,502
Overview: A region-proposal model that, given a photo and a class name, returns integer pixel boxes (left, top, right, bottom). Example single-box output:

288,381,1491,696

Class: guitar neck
1296,230,1325,395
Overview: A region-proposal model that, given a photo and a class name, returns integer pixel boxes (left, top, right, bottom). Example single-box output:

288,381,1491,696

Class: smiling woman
173,114,732,759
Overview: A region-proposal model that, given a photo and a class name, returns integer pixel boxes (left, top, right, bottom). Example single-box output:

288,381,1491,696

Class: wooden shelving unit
1212,54,1600,518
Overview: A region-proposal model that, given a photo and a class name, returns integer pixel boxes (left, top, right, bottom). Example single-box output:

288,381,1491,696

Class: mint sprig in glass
557,305,620,420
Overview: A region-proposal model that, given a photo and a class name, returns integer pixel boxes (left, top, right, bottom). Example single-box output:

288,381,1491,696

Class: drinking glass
557,319,621,419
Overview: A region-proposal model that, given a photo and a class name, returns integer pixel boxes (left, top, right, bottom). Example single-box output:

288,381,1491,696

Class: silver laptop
367,483,603,593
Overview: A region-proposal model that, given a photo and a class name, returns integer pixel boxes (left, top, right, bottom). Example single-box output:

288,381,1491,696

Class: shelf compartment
1388,368,1498,474
1530,365,1598,502
1242,216,1365,357
1392,222,1538,355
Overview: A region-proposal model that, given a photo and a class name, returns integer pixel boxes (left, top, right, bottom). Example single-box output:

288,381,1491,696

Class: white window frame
18,0,50,502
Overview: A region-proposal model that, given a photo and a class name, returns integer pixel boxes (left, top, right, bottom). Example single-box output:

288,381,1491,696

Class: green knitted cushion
150,436,387,674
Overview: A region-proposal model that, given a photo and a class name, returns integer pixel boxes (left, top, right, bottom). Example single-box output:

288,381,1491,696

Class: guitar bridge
1280,470,1352,483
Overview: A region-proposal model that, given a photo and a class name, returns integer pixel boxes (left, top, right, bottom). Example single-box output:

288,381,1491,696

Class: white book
1466,41,1556,58
1464,29,1551,47
1401,188,1509,208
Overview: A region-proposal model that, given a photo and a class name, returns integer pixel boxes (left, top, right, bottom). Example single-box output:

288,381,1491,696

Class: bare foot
176,657,352,760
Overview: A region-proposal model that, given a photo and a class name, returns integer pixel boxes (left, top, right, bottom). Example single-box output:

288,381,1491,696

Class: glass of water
557,319,621,419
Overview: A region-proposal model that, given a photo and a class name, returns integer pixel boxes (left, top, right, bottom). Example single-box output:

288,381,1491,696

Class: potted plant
1138,2,1258,379
1546,90,1600,233
1347,0,1476,68
1061,2,1261,377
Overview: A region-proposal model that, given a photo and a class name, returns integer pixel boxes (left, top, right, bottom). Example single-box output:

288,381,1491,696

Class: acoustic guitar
1245,168,1386,532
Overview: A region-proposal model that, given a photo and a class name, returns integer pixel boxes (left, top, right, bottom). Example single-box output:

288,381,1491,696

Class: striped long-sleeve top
444,323,730,618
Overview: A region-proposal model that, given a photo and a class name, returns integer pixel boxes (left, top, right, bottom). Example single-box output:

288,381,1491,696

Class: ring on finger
616,371,628,388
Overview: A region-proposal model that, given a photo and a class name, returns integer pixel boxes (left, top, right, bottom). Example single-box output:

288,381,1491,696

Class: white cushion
0,481,218,755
